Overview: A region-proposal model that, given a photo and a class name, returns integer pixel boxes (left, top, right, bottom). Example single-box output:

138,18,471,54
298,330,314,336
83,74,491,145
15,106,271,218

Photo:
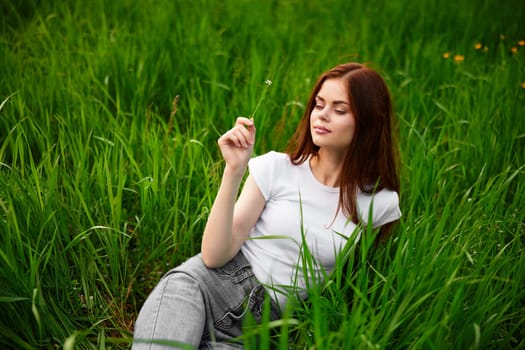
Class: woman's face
310,78,356,155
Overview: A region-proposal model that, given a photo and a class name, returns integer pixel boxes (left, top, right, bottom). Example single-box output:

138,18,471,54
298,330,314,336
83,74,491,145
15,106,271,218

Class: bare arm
201,117,265,268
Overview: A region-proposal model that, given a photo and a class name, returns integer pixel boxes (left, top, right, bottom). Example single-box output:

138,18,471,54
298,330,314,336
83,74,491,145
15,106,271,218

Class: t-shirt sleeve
359,190,402,228
248,151,277,201
374,191,402,227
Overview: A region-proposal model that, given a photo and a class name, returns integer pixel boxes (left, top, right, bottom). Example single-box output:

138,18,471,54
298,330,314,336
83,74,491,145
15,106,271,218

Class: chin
311,137,323,148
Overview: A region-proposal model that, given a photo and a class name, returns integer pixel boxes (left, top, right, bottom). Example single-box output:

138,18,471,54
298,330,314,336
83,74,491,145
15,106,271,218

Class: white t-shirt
240,151,401,309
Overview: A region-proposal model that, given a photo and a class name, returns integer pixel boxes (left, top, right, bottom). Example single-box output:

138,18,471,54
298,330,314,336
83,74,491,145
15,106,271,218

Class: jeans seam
146,274,173,349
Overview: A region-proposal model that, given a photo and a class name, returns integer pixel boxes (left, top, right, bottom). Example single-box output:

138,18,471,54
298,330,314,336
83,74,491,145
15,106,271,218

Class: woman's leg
133,252,281,349
132,272,205,349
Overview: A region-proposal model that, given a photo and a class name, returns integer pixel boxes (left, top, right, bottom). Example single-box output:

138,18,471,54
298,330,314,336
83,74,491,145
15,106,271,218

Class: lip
313,125,331,134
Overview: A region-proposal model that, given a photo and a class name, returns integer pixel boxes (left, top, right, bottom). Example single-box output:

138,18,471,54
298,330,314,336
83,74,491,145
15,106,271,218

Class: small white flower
250,79,273,119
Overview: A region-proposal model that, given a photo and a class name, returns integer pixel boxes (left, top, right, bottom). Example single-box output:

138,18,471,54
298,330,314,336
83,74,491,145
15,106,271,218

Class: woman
133,62,401,349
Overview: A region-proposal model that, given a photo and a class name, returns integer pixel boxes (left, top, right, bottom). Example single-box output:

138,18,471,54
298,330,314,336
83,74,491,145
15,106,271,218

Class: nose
318,108,329,121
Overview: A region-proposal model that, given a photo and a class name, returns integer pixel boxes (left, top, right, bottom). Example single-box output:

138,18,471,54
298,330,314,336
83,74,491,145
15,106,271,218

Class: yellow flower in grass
474,43,482,50
518,40,525,46
454,55,465,62
521,81,525,89
511,47,518,54
443,52,450,59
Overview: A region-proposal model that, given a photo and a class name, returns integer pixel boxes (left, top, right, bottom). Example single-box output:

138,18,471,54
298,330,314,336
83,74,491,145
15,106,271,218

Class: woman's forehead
317,78,349,103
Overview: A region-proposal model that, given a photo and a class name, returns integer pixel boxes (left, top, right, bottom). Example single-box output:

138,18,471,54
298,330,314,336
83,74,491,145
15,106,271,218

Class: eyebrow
315,95,350,106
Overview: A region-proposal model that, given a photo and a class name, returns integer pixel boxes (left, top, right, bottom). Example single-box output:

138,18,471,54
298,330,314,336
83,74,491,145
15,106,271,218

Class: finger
219,131,242,148
231,128,251,148
247,123,256,144
218,117,256,148
241,123,256,146
235,118,256,145
220,128,247,148
233,124,254,147
235,116,254,128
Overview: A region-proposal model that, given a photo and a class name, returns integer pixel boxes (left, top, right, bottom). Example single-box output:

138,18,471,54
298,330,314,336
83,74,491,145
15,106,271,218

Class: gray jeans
132,251,281,349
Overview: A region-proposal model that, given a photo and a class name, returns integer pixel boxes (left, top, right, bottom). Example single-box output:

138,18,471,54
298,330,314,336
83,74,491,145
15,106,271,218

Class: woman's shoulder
357,188,399,208
361,186,398,198
253,151,289,161
249,151,296,180
357,188,401,227
250,151,292,167
248,152,295,199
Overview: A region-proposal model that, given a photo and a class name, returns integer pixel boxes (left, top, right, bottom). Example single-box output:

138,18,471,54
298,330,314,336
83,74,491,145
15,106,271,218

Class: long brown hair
287,62,400,241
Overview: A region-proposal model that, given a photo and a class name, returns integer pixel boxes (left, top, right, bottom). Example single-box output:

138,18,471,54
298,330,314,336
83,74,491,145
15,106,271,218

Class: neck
309,149,345,187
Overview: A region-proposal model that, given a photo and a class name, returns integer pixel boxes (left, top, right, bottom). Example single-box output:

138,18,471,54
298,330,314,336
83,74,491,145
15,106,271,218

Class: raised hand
217,117,256,175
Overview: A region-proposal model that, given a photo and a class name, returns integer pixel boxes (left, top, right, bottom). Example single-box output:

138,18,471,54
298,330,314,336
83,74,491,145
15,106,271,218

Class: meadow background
1,0,524,348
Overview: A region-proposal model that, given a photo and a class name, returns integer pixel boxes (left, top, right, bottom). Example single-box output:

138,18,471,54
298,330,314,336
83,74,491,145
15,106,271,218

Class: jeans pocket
214,253,254,284
214,285,266,332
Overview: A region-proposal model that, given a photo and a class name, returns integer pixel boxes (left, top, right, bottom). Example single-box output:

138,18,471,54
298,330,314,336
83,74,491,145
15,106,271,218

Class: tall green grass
1,0,524,348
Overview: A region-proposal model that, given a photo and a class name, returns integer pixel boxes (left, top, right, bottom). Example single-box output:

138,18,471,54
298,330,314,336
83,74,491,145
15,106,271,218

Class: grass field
1,0,524,348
